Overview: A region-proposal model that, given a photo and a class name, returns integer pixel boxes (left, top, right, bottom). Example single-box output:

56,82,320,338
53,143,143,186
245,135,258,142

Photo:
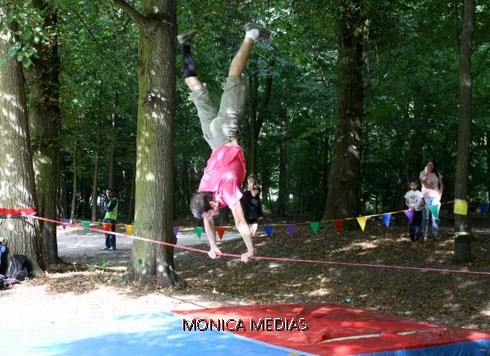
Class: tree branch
109,0,147,31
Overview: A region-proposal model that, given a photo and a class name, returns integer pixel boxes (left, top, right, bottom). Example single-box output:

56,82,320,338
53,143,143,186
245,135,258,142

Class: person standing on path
101,188,118,251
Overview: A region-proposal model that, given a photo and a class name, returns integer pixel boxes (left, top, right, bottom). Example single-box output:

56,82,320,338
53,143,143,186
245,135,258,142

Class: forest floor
1,220,489,332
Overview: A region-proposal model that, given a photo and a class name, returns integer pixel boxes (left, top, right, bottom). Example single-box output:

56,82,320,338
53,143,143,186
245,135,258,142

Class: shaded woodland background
46,1,490,222
0,0,488,281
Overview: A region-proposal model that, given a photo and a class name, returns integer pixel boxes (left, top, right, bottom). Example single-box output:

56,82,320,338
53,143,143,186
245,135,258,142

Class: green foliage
0,1,46,68
88,259,109,271
5,0,490,220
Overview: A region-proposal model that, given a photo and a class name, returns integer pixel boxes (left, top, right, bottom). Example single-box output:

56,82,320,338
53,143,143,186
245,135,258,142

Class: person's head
105,188,114,198
409,179,419,191
190,192,219,220
247,174,257,186
425,160,437,173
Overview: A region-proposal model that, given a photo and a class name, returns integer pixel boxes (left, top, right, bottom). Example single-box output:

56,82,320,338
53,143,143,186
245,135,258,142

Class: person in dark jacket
101,188,118,251
240,174,262,238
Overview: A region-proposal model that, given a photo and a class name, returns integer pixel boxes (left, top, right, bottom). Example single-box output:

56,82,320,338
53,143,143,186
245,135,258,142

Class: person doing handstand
180,24,269,263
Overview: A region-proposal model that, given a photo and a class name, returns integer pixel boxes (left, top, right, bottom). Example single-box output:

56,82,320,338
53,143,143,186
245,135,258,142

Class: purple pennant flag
480,203,489,217
173,226,180,236
60,218,69,230
381,213,391,228
404,210,414,224
263,225,273,238
286,224,296,237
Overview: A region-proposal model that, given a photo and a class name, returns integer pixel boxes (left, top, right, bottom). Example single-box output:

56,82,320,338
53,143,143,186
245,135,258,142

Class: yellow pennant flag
356,216,368,232
454,199,468,216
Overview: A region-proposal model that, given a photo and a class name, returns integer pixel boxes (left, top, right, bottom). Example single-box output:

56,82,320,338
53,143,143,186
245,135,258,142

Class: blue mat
1,312,310,356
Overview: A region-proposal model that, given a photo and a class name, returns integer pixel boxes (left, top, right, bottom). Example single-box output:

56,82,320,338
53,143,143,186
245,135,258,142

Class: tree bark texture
24,0,61,265
113,0,184,286
453,0,474,263
0,6,45,273
324,0,364,221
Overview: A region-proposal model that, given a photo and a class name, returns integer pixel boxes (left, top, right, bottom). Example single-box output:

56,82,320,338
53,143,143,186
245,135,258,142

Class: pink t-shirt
420,171,443,198
198,144,246,209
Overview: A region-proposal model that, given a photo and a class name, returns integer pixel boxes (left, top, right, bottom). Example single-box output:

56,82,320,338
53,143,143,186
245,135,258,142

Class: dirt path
0,226,241,329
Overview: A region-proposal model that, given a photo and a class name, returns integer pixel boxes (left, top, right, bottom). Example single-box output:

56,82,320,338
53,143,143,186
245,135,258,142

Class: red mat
174,303,490,355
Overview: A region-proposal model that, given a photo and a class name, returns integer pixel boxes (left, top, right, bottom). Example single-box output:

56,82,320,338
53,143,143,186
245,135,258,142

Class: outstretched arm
230,202,254,262
203,217,221,258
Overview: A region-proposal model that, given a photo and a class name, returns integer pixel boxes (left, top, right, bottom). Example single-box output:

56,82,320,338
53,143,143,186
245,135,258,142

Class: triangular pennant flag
173,226,180,236
480,203,489,217
81,220,90,233
333,219,344,232
194,226,203,239
381,213,391,228
286,224,296,237
263,225,273,238
356,216,368,232
216,227,226,241
429,205,439,218
309,222,320,235
404,209,414,224
60,218,69,230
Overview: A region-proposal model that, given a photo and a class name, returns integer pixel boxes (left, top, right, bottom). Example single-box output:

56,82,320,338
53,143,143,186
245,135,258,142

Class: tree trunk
453,0,474,263
324,0,364,222
91,123,102,221
70,143,78,220
23,0,61,265
111,0,183,286
277,110,288,217
246,61,274,175
0,6,45,274
108,91,118,189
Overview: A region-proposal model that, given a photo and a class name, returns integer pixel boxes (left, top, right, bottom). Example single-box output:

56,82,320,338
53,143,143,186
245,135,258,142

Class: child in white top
404,179,425,242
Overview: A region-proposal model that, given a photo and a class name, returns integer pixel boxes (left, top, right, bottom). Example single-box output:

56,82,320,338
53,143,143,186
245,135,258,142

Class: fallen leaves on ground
33,224,490,331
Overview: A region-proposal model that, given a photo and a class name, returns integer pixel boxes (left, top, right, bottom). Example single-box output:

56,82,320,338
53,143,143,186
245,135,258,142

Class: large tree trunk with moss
245,60,274,175
0,6,45,274
323,0,364,222
453,0,474,263
111,0,183,286
24,0,61,266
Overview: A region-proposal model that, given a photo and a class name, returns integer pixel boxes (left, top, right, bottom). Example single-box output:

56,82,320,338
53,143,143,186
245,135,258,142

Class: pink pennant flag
404,209,414,224
216,227,226,241
286,224,296,237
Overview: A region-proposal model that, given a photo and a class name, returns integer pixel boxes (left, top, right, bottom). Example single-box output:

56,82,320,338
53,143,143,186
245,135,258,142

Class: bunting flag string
28,214,490,277
4,199,490,240
0,207,37,219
